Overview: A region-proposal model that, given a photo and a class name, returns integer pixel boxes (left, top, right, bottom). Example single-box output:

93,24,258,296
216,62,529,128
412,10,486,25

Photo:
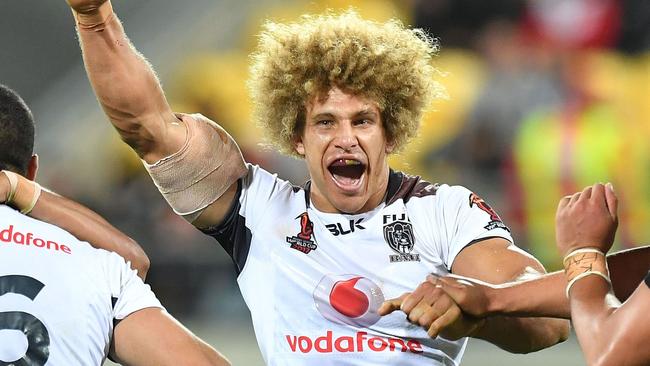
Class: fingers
605,182,618,220
558,195,571,210
407,292,451,325
581,185,593,200
427,306,462,338
569,191,581,205
378,293,409,316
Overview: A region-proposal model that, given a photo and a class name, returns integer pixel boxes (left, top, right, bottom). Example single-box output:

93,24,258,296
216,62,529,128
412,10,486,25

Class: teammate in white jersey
64,0,569,364
0,84,230,365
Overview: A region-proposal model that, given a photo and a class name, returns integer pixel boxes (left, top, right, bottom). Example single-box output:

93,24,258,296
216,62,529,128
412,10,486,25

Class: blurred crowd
47,0,650,318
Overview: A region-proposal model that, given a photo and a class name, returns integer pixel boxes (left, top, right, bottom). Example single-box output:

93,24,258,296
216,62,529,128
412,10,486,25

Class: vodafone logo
313,274,384,327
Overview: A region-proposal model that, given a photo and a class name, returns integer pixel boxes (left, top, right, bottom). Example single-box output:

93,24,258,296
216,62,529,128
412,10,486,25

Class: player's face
295,87,393,214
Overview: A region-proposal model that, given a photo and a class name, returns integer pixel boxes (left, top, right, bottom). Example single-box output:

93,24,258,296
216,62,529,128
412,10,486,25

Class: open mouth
328,159,366,190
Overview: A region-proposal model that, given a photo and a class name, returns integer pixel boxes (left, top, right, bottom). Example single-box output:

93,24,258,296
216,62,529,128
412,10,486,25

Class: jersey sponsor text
285,331,423,354
0,225,72,255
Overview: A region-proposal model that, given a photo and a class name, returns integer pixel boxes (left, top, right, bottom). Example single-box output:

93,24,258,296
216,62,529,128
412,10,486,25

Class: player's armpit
110,308,230,366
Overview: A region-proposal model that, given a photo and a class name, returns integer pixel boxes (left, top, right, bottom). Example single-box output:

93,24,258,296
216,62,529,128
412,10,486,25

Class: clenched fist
555,183,618,257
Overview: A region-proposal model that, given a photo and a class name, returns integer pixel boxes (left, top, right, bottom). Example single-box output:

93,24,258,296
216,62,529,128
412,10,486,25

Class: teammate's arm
555,183,650,365
448,238,570,353
110,308,231,366
65,0,241,227
437,245,650,319
0,170,149,279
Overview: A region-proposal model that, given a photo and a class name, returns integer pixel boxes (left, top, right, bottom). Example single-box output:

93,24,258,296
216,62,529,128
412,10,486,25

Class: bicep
193,180,240,229
451,237,546,284
111,308,229,366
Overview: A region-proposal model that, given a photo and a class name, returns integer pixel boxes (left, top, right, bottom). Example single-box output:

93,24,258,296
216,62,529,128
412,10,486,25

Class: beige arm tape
143,113,247,223
563,248,611,298
2,171,42,215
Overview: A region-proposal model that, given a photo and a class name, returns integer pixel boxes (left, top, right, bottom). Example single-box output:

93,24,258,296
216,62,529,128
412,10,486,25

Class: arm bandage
2,170,42,215
563,248,611,298
143,113,247,223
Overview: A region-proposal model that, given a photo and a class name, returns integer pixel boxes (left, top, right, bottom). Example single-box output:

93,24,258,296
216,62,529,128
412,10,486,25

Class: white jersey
0,205,162,365
202,165,514,365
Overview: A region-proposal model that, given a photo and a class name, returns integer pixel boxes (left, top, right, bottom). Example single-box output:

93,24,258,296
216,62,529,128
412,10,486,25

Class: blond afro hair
248,10,442,157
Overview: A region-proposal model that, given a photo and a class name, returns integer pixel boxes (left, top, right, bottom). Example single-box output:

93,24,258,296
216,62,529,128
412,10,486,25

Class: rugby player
65,0,569,364
0,84,230,365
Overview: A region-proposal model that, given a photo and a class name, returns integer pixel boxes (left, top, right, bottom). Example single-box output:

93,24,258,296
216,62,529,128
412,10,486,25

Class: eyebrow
310,109,378,120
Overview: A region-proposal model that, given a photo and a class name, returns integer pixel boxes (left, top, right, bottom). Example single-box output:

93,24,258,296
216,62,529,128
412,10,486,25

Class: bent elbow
520,319,571,354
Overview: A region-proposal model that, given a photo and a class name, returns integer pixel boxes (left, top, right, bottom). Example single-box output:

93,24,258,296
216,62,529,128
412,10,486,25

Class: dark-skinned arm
0,171,149,279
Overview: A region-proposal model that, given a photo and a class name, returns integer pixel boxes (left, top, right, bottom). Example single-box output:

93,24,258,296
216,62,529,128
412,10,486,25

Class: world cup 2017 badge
286,212,318,254
383,217,420,263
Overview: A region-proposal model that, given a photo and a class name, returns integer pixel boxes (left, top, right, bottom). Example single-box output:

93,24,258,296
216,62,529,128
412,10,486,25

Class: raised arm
66,0,246,227
67,0,183,162
437,245,650,319
0,170,149,278
555,183,650,365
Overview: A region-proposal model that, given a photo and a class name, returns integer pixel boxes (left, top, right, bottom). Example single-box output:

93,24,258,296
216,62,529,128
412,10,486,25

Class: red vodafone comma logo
284,274,423,354
313,274,384,327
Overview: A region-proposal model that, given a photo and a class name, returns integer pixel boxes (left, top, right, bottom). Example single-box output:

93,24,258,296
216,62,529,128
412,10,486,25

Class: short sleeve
200,164,296,273
436,185,514,269
104,252,163,320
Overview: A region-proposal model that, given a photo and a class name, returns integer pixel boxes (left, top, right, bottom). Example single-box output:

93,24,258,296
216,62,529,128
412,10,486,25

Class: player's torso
0,206,113,366
238,188,465,365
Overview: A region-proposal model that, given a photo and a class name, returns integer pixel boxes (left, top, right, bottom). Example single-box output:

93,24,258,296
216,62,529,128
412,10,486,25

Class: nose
333,121,358,151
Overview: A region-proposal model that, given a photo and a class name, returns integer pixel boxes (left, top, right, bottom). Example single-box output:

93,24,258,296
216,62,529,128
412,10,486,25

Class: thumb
378,293,409,316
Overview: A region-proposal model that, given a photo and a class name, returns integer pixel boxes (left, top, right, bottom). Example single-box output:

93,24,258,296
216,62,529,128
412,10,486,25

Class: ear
294,137,305,156
26,154,38,181
385,139,395,154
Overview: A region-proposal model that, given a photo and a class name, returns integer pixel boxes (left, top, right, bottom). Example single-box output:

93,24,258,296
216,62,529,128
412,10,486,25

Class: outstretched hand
555,183,618,257
378,276,484,340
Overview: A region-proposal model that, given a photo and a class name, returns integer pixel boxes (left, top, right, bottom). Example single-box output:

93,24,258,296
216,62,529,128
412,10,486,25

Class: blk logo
313,275,384,327
325,219,365,236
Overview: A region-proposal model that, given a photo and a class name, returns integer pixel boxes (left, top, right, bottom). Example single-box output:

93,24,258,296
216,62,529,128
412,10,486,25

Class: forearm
74,3,178,160
569,277,618,365
488,246,649,318
473,315,569,354
30,190,149,278
490,270,570,318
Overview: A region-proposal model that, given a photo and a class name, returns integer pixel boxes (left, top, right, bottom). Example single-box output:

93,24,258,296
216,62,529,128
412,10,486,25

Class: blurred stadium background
2,0,648,364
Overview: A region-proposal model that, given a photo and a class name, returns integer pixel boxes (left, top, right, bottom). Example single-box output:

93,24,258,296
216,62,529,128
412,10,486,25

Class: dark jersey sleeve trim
645,271,650,289
200,179,252,274
449,235,514,271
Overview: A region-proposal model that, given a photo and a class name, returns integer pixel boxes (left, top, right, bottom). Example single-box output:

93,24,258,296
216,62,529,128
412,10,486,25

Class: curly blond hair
248,10,442,157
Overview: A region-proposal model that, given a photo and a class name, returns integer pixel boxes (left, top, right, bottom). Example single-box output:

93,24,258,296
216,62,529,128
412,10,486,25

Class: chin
332,197,367,214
